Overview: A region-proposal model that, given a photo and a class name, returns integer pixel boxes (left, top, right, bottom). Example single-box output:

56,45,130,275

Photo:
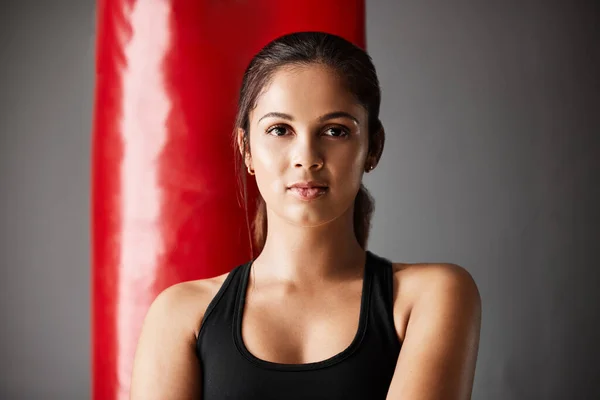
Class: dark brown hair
232,32,385,258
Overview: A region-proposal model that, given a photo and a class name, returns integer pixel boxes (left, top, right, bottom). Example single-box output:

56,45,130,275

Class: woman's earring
247,165,255,175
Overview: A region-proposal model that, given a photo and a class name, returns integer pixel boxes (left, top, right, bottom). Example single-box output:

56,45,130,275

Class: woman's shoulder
392,261,477,297
131,270,237,397
390,261,480,342
147,270,234,338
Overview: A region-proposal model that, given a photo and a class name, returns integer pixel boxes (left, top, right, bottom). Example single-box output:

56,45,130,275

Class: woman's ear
237,128,252,168
366,125,385,171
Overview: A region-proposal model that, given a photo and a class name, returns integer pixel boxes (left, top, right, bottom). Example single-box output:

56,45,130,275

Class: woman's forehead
251,65,365,124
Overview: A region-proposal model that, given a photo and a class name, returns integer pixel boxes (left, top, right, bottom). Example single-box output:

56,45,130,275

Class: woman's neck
253,206,366,286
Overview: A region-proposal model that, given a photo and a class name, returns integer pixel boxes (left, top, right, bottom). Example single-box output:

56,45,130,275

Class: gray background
1,0,598,399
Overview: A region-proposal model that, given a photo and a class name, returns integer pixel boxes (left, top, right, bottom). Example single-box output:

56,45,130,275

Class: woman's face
242,64,369,227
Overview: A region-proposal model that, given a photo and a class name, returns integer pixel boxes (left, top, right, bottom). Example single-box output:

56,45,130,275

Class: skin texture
130,64,481,399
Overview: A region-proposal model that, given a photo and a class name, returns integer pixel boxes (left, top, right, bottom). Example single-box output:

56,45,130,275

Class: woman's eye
324,127,349,138
266,125,348,137
267,126,288,136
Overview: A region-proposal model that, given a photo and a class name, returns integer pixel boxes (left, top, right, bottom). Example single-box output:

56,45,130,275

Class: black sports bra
196,250,401,399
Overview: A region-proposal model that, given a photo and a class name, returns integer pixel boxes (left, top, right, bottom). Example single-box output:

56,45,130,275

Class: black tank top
196,250,401,399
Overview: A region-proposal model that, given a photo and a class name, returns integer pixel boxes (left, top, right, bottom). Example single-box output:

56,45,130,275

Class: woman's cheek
254,166,285,203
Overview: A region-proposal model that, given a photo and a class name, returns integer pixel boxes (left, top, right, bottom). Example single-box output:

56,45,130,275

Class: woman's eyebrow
258,112,293,123
318,111,359,125
258,111,359,124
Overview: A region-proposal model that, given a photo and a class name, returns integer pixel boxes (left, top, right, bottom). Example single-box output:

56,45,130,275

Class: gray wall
1,0,598,399
1,1,94,399
365,1,599,399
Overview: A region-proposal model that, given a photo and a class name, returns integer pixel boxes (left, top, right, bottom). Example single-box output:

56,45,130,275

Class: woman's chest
240,285,363,365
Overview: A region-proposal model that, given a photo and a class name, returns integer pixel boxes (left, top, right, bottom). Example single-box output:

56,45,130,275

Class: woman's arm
130,282,204,399
387,264,482,400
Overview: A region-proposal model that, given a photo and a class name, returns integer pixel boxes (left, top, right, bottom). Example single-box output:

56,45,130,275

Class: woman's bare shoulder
149,270,233,337
131,271,234,398
392,261,476,296
390,261,479,342
386,262,481,398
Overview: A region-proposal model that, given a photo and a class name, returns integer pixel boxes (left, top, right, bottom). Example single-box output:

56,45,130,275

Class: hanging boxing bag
91,1,365,398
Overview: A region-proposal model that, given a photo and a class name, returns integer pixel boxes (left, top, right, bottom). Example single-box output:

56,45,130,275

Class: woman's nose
294,159,324,170
291,134,324,171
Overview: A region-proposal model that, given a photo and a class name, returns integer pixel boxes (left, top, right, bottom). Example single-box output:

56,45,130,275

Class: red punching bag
91,1,365,398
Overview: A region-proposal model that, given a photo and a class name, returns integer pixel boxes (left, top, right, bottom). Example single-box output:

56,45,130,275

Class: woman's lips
288,187,328,200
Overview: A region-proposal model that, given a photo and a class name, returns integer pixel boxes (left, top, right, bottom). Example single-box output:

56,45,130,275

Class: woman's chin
282,206,344,228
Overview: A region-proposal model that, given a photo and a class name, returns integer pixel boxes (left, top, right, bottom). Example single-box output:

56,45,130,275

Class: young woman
131,32,481,399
